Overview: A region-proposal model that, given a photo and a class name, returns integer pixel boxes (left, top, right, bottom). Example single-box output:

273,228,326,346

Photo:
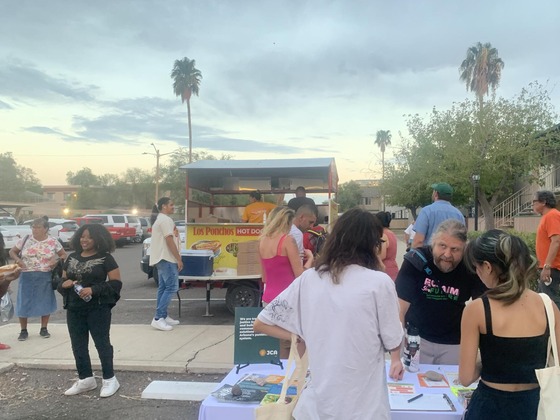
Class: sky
1,0,559,186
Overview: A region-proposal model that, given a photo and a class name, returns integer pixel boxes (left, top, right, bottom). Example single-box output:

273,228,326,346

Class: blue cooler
179,250,214,276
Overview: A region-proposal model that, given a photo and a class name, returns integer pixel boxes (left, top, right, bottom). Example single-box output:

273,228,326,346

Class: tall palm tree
375,130,391,211
171,57,202,163
459,42,504,110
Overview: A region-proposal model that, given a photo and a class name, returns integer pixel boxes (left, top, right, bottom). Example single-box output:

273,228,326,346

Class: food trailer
143,158,338,315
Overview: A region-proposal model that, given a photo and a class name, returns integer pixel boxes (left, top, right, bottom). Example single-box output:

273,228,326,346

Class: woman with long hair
376,211,399,281
59,224,122,397
459,229,560,419
9,216,67,341
0,232,22,350
254,208,404,420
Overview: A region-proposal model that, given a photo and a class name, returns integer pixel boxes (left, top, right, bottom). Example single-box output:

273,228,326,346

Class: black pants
465,381,539,420
538,268,560,309
67,305,114,380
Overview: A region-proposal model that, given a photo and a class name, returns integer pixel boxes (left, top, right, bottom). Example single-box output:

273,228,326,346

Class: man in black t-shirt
396,219,486,365
287,186,317,214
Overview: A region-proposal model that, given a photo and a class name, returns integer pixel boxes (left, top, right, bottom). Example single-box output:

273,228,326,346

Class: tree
335,181,363,212
66,168,99,187
459,42,504,110
0,153,42,201
375,129,392,210
171,57,202,163
383,82,557,229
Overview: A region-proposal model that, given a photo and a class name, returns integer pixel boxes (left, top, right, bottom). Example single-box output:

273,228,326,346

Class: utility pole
144,143,174,204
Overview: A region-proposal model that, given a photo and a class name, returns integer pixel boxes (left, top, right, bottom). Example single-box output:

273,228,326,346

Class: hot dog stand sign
186,224,262,271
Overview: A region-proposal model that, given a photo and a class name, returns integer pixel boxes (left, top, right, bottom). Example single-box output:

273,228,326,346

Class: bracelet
544,264,551,270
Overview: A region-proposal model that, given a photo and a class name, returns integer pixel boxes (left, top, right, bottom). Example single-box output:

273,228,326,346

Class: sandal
0,343,11,350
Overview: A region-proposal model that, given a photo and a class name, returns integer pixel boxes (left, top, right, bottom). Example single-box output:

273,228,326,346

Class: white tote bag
254,334,309,420
535,293,560,420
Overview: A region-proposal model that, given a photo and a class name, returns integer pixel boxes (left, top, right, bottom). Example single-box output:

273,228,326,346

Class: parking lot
5,242,236,327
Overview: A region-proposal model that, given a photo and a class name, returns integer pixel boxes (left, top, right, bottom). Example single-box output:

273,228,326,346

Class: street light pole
143,143,175,204
472,174,480,231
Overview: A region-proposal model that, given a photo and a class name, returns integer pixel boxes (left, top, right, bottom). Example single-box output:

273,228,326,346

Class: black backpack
306,228,327,256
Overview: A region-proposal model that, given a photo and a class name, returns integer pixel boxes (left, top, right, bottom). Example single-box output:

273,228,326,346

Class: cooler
179,250,214,276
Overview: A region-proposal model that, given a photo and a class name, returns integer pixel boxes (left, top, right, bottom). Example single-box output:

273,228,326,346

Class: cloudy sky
1,0,558,186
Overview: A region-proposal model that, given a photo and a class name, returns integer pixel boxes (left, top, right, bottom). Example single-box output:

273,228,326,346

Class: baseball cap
431,182,453,195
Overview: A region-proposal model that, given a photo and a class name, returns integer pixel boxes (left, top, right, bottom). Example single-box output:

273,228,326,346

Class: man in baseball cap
411,182,465,248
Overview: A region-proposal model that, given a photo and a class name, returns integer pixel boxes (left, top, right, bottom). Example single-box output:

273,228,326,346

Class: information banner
234,307,280,366
186,223,262,270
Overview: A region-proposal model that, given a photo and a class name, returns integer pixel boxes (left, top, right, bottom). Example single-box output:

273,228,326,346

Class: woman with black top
58,224,122,398
459,229,560,419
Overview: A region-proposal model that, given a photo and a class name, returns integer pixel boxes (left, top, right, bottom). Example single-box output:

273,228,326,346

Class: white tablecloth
198,362,465,420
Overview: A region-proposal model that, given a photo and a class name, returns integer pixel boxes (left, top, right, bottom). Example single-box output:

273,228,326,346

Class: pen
443,393,457,411
407,393,423,403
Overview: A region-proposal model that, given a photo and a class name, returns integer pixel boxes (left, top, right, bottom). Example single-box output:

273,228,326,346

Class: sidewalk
0,232,408,375
0,323,235,374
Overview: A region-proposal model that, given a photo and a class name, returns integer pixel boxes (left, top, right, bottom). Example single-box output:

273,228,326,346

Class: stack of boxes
236,240,262,276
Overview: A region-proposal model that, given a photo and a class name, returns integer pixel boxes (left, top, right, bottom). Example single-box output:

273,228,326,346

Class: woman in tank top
459,229,560,419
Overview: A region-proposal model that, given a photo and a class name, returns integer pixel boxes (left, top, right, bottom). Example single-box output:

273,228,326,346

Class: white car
21,218,79,248
0,226,32,254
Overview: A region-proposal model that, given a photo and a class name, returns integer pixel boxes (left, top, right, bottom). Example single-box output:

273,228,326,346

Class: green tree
375,129,392,210
171,57,202,163
335,181,363,212
0,153,42,201
66,168,100,187
384,82,557,229
459,42,504,110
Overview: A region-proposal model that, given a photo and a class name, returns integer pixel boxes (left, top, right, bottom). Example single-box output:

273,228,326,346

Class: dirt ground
0,366,225,419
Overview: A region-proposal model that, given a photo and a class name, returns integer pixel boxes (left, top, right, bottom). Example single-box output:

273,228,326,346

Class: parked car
83,214,140,244
0,215,17,226
138,217,152,240
21,218,79,248
0,226,32,257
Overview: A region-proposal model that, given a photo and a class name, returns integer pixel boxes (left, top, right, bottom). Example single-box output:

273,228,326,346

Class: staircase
493,166,560,228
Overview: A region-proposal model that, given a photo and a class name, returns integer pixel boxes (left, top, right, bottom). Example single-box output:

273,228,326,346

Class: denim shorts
464,381,539,420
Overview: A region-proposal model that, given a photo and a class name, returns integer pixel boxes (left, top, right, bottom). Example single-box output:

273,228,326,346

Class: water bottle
74,284,92,302
403,324,421,372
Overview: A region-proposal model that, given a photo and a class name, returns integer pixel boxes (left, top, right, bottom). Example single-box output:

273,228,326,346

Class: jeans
464,381,539,420
67,305,114,379
538,268,560,309
155,260,179,320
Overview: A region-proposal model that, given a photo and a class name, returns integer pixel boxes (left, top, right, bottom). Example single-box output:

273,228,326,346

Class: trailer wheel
152,266,159,286
225,284,260,314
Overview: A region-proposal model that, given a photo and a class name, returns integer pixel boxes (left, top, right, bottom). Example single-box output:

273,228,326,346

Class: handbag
535,293,560,420
51,260,64,290
254,334,309,420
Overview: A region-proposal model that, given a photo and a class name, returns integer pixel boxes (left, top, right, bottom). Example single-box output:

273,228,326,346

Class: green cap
431,182,453,195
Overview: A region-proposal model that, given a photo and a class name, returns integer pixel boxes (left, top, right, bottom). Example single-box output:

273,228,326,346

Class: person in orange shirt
241,191,276,223
533,190,560,308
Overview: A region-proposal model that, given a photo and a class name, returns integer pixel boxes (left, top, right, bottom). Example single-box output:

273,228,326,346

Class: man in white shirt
289,204,317,258
149,197,183,331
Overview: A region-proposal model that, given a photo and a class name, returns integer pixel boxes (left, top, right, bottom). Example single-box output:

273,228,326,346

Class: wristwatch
543,264,551,269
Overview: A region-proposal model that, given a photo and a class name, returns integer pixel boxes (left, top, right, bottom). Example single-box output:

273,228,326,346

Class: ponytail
150,197,172,225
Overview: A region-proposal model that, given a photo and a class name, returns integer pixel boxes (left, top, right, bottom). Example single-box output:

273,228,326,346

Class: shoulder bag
254,334,309,420
535,293,560,420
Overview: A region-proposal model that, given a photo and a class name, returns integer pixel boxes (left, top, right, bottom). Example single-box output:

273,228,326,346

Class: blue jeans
155,260,179,320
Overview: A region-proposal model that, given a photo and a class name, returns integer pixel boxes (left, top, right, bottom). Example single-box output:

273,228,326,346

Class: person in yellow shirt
242,191,276,223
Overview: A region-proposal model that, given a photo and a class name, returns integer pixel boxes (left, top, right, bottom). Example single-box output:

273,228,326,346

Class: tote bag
535,293,560,420
255,334,309,420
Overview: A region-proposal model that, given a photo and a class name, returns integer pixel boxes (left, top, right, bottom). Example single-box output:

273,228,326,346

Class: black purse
51,260,64,290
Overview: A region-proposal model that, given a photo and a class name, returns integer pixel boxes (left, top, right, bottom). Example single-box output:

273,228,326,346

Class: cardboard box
237,262,262,276
179,250,214,276
237,240,259,254
237,251,261,265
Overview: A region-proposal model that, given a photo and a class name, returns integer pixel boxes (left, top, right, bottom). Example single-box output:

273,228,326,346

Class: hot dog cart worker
241,191,276,223
395,219,486,365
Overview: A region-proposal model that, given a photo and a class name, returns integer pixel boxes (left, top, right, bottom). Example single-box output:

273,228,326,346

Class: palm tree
171,57,202,163
375,130,391,211
459,42,504,109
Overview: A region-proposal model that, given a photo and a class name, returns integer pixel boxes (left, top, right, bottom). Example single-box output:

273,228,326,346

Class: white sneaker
151,318,173,331
100,376,120,398
165,316,180,326
64,376,97,396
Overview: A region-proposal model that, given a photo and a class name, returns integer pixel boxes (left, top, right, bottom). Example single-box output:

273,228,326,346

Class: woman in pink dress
376,212,399,281
259,206,313,357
